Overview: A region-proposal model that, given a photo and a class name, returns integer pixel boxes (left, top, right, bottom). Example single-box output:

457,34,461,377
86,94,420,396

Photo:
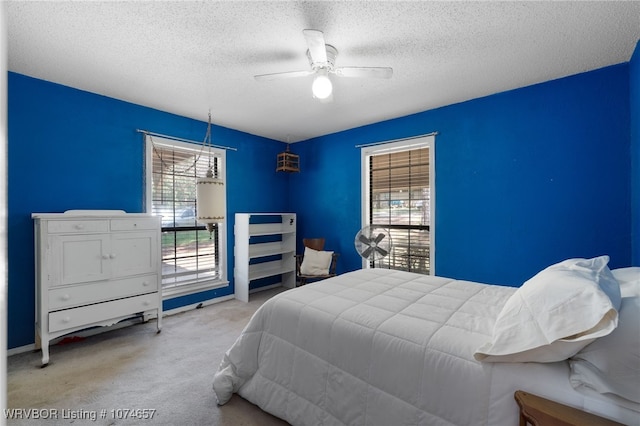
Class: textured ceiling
7,1,640,142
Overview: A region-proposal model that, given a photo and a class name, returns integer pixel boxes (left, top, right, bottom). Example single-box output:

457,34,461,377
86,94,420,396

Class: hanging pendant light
196,112,225,236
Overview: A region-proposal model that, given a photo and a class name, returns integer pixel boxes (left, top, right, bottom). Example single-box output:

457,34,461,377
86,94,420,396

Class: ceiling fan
254,29,393,100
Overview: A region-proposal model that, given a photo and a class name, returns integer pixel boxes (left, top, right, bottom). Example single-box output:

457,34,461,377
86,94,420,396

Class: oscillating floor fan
354,226,392,263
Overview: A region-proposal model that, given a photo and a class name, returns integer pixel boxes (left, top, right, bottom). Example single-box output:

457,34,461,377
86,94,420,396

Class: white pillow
612,267,640,295
300,247,333,276
569,280,640,403
474,256,620,363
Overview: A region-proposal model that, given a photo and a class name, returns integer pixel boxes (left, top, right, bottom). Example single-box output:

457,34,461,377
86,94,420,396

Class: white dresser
32,210,162,366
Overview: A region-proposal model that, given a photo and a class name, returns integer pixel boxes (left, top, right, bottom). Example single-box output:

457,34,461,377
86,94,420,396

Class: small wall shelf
234,213,296,302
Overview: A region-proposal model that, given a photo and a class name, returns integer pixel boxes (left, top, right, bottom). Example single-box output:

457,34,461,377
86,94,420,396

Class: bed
213,257,640,425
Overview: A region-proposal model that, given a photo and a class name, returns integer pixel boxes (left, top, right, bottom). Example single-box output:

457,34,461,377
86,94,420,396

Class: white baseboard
7,344,35,357
162,294,235,316
249,283,283,294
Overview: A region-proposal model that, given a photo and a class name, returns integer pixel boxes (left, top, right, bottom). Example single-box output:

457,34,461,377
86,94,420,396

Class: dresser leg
41,345,49,367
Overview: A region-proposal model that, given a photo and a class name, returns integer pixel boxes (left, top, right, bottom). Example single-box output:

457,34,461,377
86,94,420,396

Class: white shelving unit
234,213,296,302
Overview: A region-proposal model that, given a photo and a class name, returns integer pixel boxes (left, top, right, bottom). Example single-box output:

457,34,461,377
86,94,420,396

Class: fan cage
355,226,392,262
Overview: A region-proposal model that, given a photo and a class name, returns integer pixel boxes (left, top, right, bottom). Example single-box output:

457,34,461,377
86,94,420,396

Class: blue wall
8,73,289,348
8,59,636,349
291,64,632,286
631,41,640,265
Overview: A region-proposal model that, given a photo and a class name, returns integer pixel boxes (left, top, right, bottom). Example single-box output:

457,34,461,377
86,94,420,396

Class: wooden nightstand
514,390,625,426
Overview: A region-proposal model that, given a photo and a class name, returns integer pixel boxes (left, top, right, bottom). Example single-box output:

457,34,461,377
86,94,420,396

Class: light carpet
7,288,289,425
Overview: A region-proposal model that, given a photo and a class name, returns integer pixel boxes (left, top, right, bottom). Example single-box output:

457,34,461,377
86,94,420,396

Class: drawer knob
74,224,84,230
102,254,109,260
109,253,116,259
62,316,71,323
61,294,70,301
143,301,150,306
142,281,149,286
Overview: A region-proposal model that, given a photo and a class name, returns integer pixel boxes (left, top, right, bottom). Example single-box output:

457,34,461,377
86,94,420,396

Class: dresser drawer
49,293,158,333
47,220,109,234
110,218,159,231
49,274,158,310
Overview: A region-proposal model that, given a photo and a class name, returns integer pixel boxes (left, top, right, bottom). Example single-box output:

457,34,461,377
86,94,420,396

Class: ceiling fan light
312,73,332,99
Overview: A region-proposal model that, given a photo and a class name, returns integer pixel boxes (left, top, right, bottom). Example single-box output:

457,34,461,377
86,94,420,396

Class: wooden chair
295,238,339,286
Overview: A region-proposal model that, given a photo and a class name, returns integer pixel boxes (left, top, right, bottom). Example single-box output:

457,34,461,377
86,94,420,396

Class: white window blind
146,135,227,297
362,136,435,274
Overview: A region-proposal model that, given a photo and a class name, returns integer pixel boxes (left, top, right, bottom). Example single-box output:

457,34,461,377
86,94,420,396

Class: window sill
162,279,229,300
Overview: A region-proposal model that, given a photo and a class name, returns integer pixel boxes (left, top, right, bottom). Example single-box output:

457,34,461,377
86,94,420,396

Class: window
145,135,227,298
361,136,435,274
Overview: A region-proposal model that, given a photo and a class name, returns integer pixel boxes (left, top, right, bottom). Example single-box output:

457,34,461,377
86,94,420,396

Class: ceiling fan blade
334,67,393,79
303,29,327,64
254,70,314,81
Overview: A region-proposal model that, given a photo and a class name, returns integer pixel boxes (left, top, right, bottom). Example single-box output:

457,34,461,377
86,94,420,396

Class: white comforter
213,269,634,425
